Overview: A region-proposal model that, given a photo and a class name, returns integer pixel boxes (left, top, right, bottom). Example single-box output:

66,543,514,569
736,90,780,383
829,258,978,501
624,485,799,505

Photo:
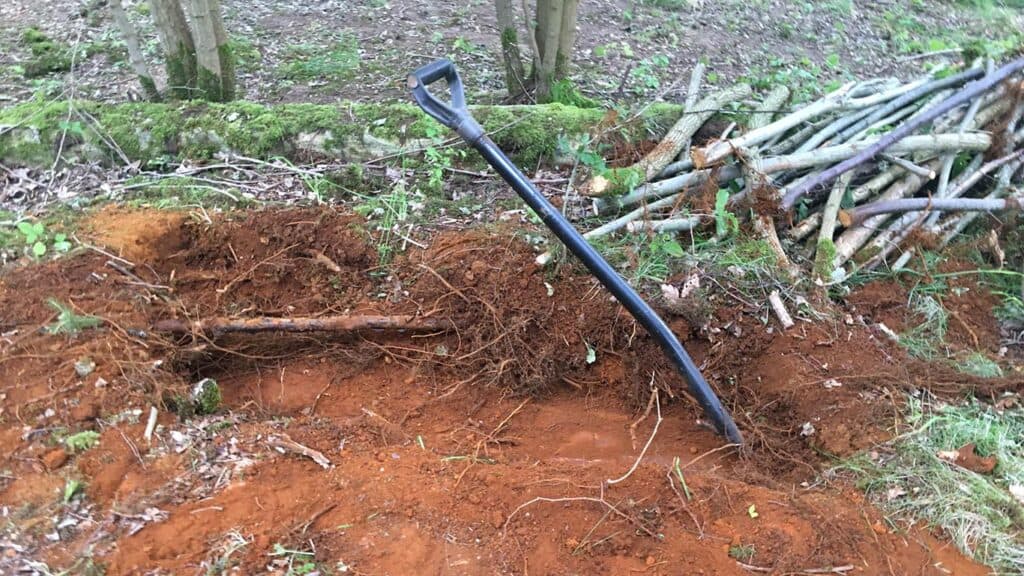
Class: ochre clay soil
1,206,1017,575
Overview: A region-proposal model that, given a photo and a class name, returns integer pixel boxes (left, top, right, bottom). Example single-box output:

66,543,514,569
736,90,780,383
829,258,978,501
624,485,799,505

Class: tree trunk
111,0,161,100
185,0,224,101
534,0,562,102
148,0,196,98
208,0,236,100
495,0,527,96
554,0,578,79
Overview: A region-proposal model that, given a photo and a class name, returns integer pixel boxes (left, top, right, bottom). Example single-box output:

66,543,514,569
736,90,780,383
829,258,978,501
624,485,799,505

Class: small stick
768,290,795,330
680,62,706,159
749,85,792,133
154,314,450,336
268,434,331,469
143,406,158,445
813,172,853,280
881,154,936,179
624,216,702,234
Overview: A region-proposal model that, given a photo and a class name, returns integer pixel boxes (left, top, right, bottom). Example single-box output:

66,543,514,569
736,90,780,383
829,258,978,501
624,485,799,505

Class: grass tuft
837,395,1024,572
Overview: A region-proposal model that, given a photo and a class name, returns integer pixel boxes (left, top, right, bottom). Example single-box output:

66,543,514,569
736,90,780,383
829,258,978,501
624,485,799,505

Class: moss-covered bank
0,99,684,169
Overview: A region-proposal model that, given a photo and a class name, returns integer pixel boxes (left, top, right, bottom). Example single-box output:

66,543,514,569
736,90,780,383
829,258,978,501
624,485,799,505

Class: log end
838,210,854,228
690,147,708,170
584,175,610,198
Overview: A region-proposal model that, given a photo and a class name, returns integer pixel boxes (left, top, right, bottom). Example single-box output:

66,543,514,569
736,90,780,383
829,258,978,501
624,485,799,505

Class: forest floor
1,0,1023,106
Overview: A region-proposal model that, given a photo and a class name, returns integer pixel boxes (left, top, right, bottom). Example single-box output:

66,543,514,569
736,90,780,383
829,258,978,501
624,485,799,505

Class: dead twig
267,434,332,469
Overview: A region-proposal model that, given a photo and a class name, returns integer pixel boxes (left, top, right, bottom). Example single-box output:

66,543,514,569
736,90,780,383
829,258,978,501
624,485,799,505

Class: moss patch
21,27,72,78
0,99,685,170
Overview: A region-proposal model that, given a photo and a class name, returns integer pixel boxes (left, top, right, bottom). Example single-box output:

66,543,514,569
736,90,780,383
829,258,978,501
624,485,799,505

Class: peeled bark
496,0,527,96
148,0,196,98
111,0,161,100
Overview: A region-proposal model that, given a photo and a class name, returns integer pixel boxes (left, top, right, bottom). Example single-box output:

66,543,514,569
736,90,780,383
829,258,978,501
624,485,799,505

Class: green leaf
825,53,840,69
32,241,46,257
585,342,597,365
662,239,685,258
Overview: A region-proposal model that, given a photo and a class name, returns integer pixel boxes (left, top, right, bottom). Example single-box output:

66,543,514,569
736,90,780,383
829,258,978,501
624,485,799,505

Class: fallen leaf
937,443,997,474
1009,484,1024,506
886,487,907,501
747,504,758,519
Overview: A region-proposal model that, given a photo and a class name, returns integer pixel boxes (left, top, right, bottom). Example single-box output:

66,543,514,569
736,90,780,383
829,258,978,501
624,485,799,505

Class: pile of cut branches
544,57,1024,285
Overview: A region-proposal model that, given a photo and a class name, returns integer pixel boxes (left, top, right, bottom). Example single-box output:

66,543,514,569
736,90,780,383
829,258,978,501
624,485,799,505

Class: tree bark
111,0,161,101
148,0,196,98
534,0,563,102
186,0,225,101
554,0,579,79
495,0,527,96
208,0,235,100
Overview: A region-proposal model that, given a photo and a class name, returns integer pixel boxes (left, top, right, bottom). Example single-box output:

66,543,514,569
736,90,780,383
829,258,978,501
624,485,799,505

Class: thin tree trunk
148,0,196,98
554,0,578,80
496,0,527,96
534,0,563,102
186,0,224,101
208,0,235,100
111,0,161,100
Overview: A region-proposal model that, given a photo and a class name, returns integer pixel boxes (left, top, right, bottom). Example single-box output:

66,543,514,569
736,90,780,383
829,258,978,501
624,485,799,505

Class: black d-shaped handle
407,59,483,144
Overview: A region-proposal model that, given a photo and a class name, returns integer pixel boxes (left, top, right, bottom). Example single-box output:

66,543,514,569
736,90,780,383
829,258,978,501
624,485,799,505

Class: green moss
814,238,837,279
20,27,72,78
0,100,685,169
165,42,198,99
218,43,237,101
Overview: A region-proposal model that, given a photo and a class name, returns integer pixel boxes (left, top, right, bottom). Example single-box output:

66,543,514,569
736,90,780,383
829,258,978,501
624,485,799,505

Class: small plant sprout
17,220,47,257
63,478,84,503
728,543,756,562
268,543,318,576
64,430,101,452
46,299,102,335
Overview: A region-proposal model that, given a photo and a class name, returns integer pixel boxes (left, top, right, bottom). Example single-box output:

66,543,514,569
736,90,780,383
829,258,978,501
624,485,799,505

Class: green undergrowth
836,395,1024,572
20,28,72,78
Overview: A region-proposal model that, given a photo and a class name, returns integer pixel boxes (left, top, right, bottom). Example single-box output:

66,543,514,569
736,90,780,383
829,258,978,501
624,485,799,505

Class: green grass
898,293,949,360
837,396,1024,572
